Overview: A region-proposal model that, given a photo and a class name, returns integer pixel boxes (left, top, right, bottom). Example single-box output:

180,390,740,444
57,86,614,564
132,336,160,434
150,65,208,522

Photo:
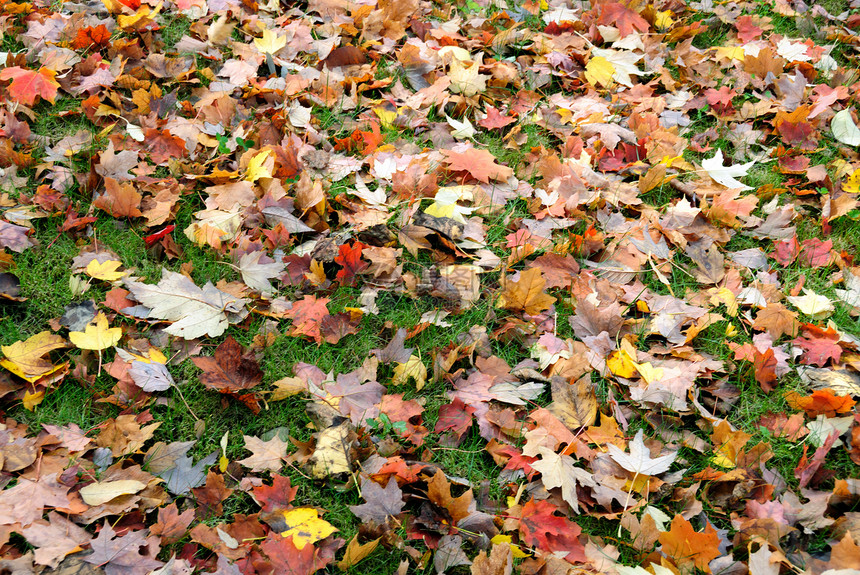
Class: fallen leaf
69,312,122,351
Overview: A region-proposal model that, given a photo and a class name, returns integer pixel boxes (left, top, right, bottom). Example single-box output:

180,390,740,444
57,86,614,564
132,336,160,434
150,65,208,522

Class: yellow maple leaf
713,45,746,61
86,259,125,281
69,313,122,351
1,331,67,379
277,508,337,549
843,169,860,194
392,355,427,390
584,56,615,88
23,390,44,411
254,28,287,55
635,362,664,384
117,3,161,31
245,150,273,182
607,349,637,378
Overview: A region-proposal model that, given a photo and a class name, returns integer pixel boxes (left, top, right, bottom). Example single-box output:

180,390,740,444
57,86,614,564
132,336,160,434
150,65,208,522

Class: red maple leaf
519,498,586,562
735,15,763,42
793,324,843,366
144,129,187,164
597,2,649,37
0,67,60,106
283,295,331,344
773,236,799,265
478,106,516,129
334,242,369,285
258,534,329,575
252,474,298,512
798,238,833,268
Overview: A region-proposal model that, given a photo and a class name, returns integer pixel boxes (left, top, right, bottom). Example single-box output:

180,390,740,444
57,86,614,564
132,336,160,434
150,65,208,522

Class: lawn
1,0,860,573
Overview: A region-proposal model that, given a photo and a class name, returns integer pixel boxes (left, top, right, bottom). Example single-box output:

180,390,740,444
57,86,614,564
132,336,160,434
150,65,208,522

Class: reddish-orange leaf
442,148,514,184
334,242,368,286
252,474,298,512
597,2,649,37
72,25,112,50
753,348,778,392
478,106,516,129
283,295,331,344
519,498,586,562
258,533,329,575
0,67,60,106
793,324,843,366
93,177,143,218
658,515,721,573
785,389,856,418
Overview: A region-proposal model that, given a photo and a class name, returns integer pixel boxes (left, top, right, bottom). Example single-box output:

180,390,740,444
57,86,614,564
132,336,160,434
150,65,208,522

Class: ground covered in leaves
2,0,860,573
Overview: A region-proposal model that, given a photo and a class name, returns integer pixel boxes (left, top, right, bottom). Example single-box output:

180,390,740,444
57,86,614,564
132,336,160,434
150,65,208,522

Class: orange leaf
497,267,555,316
0,67,60,106
658,515,721,572
785,388,855,418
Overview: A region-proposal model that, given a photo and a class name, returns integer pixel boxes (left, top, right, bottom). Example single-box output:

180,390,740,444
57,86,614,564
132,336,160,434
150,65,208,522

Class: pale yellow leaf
69,312,122,351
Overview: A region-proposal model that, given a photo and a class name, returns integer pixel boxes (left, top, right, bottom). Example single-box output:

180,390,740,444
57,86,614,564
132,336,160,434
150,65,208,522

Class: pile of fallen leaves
2,0,860,572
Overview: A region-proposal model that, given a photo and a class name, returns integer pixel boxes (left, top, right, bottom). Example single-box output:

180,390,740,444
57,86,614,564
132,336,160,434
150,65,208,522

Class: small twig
174,385,200,422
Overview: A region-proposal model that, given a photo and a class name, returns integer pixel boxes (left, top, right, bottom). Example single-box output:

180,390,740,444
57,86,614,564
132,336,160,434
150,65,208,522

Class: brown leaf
753,303,800,340
192,471,234,519
94,177,143,218
497,268,555,316
547,375,598,430
149,502,194,545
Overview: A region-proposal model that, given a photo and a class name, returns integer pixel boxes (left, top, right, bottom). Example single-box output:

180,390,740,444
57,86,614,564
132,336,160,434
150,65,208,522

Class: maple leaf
237,250,284,295
252,474,298,512
1,331,67,380
0,67,60,106
793,324,843,366
785,389,855,418
84,522,163,575
607,430,677,476
125,270,249,339
702,149,754,190
192,337,263,411
192,470,234,519
497,267,556,315
237,434,289,473
150,502,195,545
530,446,596,512
334,242,369,285
658,515,721,573
94,178,143,218
69,312,122,351
72,24,112,49
269,508,337,549
597,2,649,36
478,105,516,129
753,303,800,340
259,534,329,575
21,512,91,569
283,295,331,344
518,498,586,562
349,478,405,524
442,148,514,184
